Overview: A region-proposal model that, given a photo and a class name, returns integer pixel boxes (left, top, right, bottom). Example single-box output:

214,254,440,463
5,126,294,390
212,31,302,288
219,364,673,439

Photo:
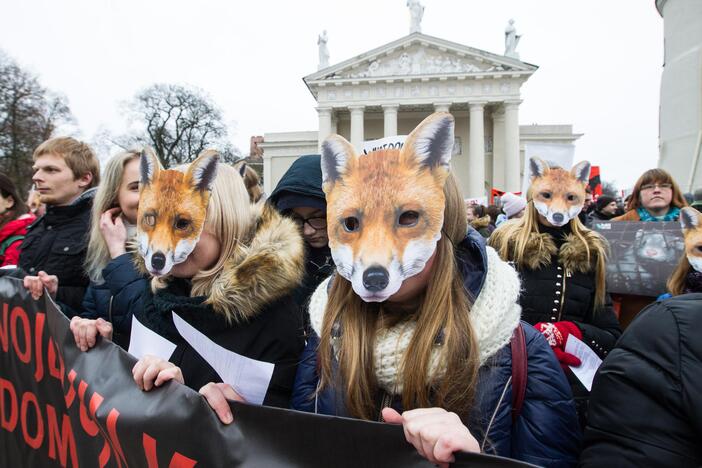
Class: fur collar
308,247,521,394
492,229,607,273
135,204,304,322
470,215,492,230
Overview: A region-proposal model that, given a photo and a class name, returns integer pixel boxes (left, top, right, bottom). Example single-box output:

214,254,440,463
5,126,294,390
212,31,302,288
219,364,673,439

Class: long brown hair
0,173,28,225
626,168,687,212
667,256,690,296
490,198,609,309
318,173,480,420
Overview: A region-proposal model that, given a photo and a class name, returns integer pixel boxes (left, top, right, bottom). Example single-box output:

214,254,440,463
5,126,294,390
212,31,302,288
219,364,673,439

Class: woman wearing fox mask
69,149,307,407
489,158,621,428
580,207,702,466
201,114,580,467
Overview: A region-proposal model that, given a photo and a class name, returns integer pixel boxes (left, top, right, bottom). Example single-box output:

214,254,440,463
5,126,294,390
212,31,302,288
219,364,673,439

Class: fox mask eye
398,211,419,227
174,218,191,230
144,214,156,226
343,217,360,233
540,192,552,200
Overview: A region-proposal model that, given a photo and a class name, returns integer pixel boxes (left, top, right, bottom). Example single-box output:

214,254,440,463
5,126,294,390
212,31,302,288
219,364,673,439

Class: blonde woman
70,154,307,407
489,158,621,428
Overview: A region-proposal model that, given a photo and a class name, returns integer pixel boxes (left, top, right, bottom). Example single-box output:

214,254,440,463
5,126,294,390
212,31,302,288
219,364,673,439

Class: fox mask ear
529,157,549,180
140,147,161,186
186,150,220,192
571,160,591,184
402,112,454,172
321,134,356,193
681,207,700,231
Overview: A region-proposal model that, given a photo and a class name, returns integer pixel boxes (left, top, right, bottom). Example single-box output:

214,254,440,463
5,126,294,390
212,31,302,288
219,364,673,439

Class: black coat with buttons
18,190,94,313
493,223,621,427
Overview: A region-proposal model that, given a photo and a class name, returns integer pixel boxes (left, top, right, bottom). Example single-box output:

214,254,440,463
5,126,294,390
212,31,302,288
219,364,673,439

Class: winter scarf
637,206,680,222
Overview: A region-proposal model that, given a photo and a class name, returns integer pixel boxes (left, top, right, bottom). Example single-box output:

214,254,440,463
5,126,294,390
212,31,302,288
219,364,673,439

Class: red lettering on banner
11,306,31,363
143,433,198,468
34,312,45,382
78,380,99,436
64,369,77,409
107,408,127,468
0,303,8,352
48,337,65,383
0,377,18,431
20,391,44,449
46,404,79,468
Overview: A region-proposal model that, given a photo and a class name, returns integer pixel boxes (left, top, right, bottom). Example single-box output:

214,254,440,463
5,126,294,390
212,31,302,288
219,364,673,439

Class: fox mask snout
680,207,702,272
528,157,591,227
321,112,454,302
137,148,219,277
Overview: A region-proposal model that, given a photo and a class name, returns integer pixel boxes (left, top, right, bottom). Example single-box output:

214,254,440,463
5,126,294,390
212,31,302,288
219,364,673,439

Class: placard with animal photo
591,221,684,297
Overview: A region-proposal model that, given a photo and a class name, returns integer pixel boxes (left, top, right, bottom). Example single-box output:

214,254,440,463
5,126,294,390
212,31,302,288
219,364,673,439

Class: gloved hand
534,321,583,368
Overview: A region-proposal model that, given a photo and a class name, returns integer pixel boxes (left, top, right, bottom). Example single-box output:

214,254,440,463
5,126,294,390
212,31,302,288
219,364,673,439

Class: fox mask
321,112,454,302
528,157,591,227
137,148,219,277
680,207,702,272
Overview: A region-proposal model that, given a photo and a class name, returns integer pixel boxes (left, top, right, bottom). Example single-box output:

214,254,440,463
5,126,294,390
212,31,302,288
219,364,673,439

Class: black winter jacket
580,294,702,467
80,253,149,349
18,189,95,312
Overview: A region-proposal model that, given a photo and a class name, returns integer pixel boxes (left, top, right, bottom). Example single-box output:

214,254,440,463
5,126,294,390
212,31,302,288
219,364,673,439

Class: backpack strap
510,323,528,423
0,235,24,256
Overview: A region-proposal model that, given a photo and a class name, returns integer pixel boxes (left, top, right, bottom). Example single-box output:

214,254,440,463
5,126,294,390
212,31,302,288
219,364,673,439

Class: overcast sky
1,0,663,189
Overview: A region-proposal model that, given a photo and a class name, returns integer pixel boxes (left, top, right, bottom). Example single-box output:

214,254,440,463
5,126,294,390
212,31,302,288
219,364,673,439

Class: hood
469,215,492,231
0,214,36,240
136,204,305,323
307,228,521,368
268,154,326,209
70,186,98,206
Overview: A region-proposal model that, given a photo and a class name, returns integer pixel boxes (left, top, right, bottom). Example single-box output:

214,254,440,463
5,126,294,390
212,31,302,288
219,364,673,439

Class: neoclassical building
261,30,581,198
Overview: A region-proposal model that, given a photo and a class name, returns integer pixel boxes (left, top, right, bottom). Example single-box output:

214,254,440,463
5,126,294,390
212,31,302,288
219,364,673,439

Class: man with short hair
19,137,100,312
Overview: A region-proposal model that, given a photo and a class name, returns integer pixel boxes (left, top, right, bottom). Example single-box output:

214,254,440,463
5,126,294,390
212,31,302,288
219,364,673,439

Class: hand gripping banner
0,275,535,467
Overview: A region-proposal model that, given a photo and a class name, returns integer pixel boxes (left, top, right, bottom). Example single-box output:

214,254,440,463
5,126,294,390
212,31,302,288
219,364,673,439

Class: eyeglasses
640,183,673,192
291,215,327,230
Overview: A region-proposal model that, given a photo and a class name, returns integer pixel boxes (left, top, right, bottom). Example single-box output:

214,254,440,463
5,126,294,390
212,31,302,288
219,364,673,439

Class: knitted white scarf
308,246,522,394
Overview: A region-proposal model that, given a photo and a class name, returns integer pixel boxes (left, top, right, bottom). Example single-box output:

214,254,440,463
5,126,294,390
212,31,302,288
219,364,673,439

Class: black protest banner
0,276,535,467
592,220,684,296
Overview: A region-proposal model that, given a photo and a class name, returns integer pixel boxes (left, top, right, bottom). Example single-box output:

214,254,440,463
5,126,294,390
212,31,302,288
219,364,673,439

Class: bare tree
602,180,619,198
0,51,73,192
122,84,240,168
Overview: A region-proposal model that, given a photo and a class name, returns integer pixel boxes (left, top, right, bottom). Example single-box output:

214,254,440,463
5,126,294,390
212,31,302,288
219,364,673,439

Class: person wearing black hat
268,155,335,334
589,195,618,223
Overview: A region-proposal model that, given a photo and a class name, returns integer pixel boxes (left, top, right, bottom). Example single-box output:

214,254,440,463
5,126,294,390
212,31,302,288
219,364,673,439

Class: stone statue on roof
407,0,424,34
504,19,521,59
318,30,330,70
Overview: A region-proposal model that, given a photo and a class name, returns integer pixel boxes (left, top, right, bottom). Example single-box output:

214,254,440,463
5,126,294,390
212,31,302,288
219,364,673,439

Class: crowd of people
3,112,702,466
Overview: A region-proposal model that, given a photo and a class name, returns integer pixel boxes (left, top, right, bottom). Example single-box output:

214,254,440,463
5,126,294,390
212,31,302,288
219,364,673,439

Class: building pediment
304,33,537,85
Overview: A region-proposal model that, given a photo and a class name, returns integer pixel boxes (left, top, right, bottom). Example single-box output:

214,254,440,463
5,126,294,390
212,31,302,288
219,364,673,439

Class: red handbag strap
510,324,528,423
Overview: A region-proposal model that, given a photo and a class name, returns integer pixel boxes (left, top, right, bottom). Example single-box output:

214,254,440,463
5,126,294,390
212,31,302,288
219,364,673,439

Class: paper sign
172,312,274,405
565,334,603,391
361,135,407,155
128,314,177,360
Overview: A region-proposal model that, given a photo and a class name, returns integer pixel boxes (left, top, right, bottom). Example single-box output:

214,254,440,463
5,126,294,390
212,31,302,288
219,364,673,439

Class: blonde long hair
318,174,480,420
185,163,255,297
667,256,691,296
85,150,140,283
490,197,608,309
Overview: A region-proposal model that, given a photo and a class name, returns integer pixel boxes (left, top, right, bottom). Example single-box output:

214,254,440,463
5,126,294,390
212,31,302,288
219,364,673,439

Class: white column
504,100,521,193
331,113,338,134
382,104,399,137
263,153,273,195
467,102,486,198
317,107,332,150
491,107,506,190
349,105,365,149
433,102,451,113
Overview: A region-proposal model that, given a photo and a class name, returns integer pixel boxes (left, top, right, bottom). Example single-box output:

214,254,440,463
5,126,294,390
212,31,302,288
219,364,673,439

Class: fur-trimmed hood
135,203,305,322
470,215,492,230
489,226,608,273
307,244,522,393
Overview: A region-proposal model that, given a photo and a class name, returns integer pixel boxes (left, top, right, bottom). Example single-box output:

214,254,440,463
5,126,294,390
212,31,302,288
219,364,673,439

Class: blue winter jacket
80,253,149,349
291,229,581,467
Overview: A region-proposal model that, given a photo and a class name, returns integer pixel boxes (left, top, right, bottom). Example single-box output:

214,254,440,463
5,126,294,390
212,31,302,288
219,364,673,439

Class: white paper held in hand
128,314,177,361
172,312,274,405
565,334,603,392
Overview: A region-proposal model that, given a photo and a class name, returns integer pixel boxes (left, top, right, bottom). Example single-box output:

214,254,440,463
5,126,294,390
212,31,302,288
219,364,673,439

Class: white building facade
261,32,581,198
656,0,702,191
